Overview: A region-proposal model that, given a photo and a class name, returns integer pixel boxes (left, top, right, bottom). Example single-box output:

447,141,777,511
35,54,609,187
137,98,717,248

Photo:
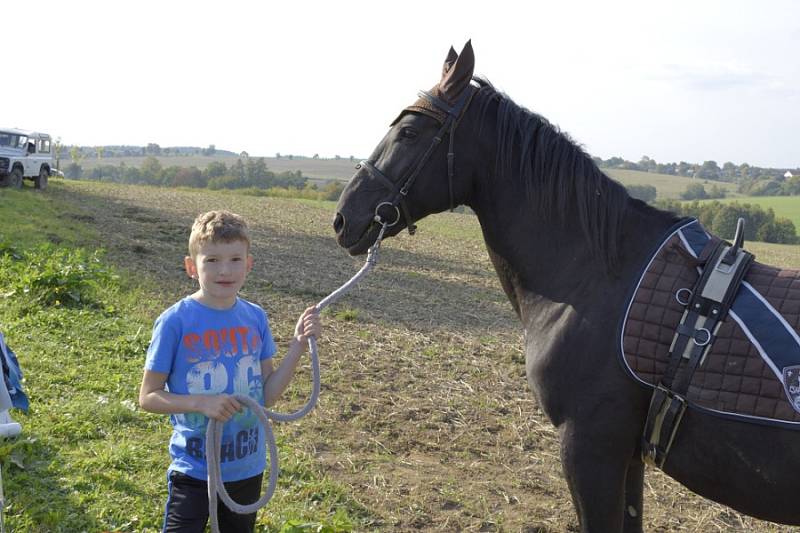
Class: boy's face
185,239,253,309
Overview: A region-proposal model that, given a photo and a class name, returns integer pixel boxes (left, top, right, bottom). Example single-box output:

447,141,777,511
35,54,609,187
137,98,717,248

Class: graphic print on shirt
178,326,265,432
182,326,262,362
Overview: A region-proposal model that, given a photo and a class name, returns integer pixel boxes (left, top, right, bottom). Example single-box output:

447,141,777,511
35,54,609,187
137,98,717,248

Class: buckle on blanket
643,384,688,468
693,327,712,347
675,288,692,306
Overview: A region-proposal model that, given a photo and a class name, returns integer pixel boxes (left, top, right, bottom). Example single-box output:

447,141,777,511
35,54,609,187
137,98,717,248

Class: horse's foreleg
560,424,631,533
623,459,644,533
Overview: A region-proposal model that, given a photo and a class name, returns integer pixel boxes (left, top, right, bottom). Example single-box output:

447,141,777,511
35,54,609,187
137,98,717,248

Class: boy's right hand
197,394,242,422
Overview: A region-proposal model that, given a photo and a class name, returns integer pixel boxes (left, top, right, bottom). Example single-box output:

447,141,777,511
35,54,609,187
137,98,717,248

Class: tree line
597,156,800,197
655,199,797,244
63,157,345,201
57,155,797,243
63,143,237,159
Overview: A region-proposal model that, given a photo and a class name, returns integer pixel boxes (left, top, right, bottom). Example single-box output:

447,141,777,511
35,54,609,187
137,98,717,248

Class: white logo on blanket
784,366,800,413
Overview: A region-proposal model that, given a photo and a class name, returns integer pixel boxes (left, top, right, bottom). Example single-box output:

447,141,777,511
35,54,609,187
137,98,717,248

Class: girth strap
642,223,755,468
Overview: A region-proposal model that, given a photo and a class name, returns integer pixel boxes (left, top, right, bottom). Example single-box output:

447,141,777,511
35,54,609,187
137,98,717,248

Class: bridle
356,83,478,235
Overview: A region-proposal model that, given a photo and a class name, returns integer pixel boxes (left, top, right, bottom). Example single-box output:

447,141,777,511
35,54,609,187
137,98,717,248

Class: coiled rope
206,223,388,532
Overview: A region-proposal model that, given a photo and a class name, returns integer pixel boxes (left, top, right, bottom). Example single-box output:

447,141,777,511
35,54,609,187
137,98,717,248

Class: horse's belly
666,408,800,525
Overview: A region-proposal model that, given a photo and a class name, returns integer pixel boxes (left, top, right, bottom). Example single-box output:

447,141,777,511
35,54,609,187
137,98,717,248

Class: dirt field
54,181,798,532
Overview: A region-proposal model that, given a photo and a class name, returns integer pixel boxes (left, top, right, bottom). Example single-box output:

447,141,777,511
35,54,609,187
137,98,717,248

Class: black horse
333,42,800,532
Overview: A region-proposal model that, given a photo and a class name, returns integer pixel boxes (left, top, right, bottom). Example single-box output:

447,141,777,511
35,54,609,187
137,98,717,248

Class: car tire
35,166,49,190
0,167,23,188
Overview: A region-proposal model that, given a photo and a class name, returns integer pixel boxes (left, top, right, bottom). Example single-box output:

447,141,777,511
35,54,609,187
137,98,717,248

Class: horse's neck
474,194,679,320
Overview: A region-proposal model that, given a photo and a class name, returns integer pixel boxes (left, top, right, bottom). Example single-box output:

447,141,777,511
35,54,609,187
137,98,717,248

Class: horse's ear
442,46,458,76
440,40,474,100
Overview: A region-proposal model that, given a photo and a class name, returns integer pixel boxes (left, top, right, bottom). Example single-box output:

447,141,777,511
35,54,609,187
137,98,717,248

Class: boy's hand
294,306,322,343
197,394,242,422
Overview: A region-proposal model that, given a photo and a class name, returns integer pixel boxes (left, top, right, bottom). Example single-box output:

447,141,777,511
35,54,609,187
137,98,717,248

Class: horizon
4,0,799,169
54,144,800,172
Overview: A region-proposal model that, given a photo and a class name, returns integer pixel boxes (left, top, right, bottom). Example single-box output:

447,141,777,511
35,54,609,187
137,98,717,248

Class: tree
757,218,798,244
202,144,216,156
696,161,721,181
784,175,800,195
230,159,245,180
145,143,162,156
123,166,142,184
245,157,269,184
738,163,751,181
722,161,737,181
656,163,676,175
680,183,708,200
54,138,63,172
205,161,227,179
638,155,656,172
69,146,84,165
96,146,105,159
172,167,206,188
677,161,693,176
711,204,767,241
707,184,727,199
141,156,163,185
64,163,83,179
748,179,783,196
626,184,657,203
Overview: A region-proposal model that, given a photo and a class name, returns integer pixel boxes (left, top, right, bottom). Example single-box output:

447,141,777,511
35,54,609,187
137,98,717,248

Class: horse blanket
621,219,800,427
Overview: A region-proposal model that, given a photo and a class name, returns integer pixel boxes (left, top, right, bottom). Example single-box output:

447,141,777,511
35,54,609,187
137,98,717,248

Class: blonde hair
188,210,250,258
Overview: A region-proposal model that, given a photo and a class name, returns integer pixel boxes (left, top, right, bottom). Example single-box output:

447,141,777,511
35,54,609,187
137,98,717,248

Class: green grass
0,187,96,246
696,196,800,229
0,186,361,531
605,168,740,200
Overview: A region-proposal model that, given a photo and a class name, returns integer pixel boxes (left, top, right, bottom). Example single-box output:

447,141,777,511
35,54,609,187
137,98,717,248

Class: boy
139,210,321,532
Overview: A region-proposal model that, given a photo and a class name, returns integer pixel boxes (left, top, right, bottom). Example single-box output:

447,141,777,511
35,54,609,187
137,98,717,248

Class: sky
4,0,799,168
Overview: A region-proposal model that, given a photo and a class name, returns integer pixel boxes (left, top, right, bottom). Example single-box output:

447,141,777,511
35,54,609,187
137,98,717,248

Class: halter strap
361,84,478,234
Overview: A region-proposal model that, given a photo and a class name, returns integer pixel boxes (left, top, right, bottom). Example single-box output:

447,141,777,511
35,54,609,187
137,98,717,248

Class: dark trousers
163,470,263,532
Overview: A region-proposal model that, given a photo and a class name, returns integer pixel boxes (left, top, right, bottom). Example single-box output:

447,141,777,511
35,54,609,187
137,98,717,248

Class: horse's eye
400,127,418,140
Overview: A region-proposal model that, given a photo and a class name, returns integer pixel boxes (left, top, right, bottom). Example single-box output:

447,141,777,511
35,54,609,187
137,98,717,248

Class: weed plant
1,241,117,308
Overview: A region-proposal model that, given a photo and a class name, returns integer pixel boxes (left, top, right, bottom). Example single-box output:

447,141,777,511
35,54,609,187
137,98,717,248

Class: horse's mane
471,78,629,268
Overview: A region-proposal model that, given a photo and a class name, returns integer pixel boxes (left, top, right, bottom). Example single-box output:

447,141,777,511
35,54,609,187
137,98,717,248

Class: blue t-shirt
145,297,277,482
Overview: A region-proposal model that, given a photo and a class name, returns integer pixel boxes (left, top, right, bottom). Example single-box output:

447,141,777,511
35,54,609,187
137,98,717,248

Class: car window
38,139,50,153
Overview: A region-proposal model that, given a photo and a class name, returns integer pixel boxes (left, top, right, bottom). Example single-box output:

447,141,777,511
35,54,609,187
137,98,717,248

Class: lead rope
206,222,389,532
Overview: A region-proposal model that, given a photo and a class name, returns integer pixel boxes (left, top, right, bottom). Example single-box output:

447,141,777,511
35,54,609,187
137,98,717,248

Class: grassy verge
0,186,362,531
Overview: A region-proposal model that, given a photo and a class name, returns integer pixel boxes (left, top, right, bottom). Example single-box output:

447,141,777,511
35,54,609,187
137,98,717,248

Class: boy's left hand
294,306,322,342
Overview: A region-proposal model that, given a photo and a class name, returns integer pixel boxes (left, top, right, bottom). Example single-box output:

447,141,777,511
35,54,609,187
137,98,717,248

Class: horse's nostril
333,213,345,233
